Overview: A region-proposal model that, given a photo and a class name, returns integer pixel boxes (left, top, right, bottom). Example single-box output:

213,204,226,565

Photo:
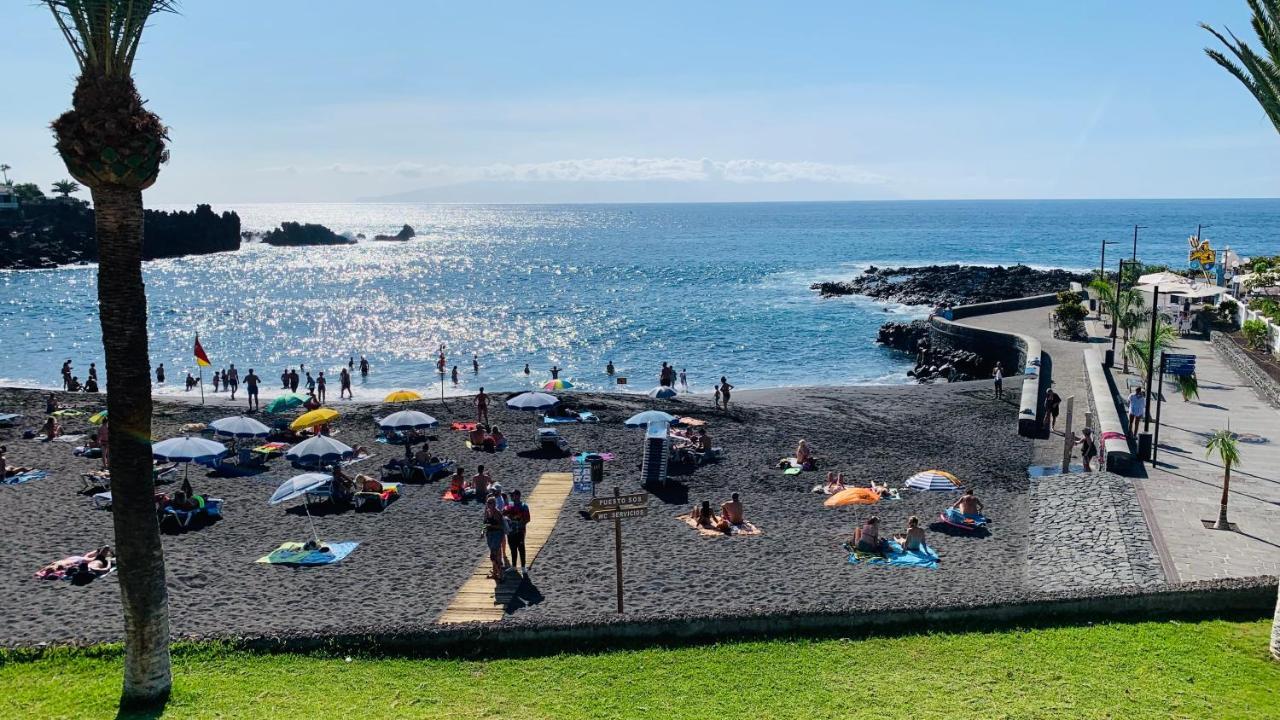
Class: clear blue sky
2,0,1278,203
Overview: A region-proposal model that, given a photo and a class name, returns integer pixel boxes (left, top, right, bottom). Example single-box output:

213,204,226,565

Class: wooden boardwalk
437,472,574,624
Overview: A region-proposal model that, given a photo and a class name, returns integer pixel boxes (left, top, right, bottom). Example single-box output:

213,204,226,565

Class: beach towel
2,470,47,485
252,442,289,455
543,411,598,425
676,417,706,427
441,488,466,502
823,487,881,507
51,409,85,418
451,422,478,431
784,467,802,475
847,540,939,569
574,452,616,463
257,541,358,565
677,514,762,537
465,439,509,452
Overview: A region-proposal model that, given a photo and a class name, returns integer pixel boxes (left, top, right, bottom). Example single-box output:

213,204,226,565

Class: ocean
1,199,1277,396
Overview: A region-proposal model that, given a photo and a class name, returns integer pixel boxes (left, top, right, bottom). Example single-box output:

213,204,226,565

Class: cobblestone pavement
1028,472,1165,591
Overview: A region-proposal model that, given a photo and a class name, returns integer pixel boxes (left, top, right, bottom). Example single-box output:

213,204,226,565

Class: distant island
812,264,1091,307
260,221,356,247
0,201,241,270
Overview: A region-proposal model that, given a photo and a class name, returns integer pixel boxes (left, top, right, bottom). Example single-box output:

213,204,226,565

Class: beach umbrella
265,393,307,413
904,470,961,491
384,390,421,403
624,410,678,428
286,435,353,468
542,379,574,391
291,407,340,431
153,435,228,481
269,472,330,545
647,386,678,400
1137,270,1188,286
377,410,439,459
209,415,271,439
506,392,558,412
88,410,108,425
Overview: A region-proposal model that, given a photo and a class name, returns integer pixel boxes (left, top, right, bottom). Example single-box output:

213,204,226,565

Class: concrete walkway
1112,335,1280,582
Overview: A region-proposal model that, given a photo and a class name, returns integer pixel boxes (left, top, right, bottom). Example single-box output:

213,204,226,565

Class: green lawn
3,620,1277,719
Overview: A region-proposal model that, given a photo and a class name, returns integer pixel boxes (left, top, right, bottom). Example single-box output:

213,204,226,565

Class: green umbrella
265,393,308,414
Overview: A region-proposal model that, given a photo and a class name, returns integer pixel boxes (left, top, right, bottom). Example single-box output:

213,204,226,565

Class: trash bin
587,454,604,485
1137,432,1152,461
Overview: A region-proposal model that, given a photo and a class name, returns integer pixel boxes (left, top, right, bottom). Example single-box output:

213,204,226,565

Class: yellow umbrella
384,390,422,403
290,408,340,431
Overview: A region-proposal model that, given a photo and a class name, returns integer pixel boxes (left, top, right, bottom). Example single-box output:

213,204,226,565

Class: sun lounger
538,428,570,452
354,482,400,510
162,498,224,529
382,459,454,482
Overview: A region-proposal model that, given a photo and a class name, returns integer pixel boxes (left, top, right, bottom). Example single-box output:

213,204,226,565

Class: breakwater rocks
813,264,1091,306
0,202,240,269
373,224,416,241
877,319,930,352
877,321,987,382
261,221,356,247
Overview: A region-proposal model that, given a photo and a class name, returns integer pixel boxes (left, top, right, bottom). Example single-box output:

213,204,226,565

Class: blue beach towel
2,470,47,485
847,540,939,569
257,541,358,565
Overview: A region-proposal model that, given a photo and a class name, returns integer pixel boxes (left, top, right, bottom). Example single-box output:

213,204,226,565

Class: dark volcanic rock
0,202,240,270
373,224,415,241
877,318,991,384
813,264,1091,307
261,221,355,247
876,319,930,353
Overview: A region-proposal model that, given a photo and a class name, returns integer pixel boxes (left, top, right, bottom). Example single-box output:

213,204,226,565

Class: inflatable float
939,507,989,532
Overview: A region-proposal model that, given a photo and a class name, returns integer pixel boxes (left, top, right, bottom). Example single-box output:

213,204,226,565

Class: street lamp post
1100,239,1118,283
1131,224,1146,262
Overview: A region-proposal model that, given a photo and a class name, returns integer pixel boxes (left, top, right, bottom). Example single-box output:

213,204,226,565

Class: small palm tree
0,163,10,183
43,0,175,708
1123,316,1177,381
1205,428,1242,530
1202,2,1280,133
51,179,81,198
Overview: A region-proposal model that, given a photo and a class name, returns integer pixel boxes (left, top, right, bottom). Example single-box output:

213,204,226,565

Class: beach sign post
1152,353,1195,465
589,487,648,613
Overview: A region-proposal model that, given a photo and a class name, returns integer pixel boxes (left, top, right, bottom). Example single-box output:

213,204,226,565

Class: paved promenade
966,304,1280,583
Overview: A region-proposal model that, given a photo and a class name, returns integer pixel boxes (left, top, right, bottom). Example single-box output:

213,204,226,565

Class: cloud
255,157,887,185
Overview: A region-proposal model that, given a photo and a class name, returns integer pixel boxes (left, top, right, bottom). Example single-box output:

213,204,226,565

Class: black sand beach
0,381,1031,646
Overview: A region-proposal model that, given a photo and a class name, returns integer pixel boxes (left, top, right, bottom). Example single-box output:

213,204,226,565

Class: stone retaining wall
1212,331,1280,409
218,576,1276,659
930,293,1055,437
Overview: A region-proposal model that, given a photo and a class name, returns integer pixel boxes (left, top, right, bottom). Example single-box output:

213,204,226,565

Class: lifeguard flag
193,336,212,367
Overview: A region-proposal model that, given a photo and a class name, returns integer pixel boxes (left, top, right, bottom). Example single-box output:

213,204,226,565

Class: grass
3,620,1277,719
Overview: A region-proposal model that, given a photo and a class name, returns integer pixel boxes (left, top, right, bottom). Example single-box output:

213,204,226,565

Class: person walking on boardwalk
1043,387,1061,431
992,362,1004,400
1126,388,1146,436
504,489,530,572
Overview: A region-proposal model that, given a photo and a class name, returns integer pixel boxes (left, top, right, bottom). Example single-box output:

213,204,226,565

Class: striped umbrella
904,470,961,491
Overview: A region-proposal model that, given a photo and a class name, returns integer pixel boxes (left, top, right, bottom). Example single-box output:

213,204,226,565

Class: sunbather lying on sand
35,546,113,580
895,516,927,552
0,445,33,477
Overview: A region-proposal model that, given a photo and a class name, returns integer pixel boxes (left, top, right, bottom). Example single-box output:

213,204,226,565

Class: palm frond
42,1,178,78
1205,428,1242,468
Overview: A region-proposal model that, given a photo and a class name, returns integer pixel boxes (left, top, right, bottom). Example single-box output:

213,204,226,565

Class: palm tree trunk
93,185,172,707
1215,463,1232,530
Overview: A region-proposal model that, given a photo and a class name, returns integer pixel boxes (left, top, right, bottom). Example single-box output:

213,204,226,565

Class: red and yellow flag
193,336,212,367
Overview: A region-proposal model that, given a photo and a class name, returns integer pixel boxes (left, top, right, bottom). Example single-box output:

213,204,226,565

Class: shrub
1242,319,1272,351
1053,291,1089,340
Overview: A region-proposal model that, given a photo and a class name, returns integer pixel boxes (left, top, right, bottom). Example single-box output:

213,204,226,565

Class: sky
2,0,1279,204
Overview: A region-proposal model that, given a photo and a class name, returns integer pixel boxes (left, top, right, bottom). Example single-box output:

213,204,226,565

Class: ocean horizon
3,198,1276,396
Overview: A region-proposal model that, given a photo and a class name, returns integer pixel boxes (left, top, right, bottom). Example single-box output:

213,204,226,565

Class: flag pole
196,333,205,406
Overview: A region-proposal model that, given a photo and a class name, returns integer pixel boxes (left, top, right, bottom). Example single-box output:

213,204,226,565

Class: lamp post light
1100,239,1118,283
1131,224,1146,262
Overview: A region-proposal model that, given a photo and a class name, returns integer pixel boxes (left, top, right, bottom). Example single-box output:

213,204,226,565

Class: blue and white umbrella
152,436,227,463
506,392,559,411
624,410,678,428
376,410,439,431
209,416,271,439
647,386,678,400
904,470,961,491
286,435,353,468
269,472,332,545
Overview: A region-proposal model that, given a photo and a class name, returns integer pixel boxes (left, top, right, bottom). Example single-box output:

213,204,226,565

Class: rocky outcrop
877,318,988,383
814,264,1091,307
261,221,355,247
876,320,930,353
0,201,240,269
373,224,415,241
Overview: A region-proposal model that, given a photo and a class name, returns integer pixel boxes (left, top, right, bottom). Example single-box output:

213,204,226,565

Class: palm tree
1123,316,1177,381
1202,2,1280,133
1116,289,1146,374
43,0,175,707
1203,0,1280,664
1205,428,1242,530
0,163,10,183
51,179,81,198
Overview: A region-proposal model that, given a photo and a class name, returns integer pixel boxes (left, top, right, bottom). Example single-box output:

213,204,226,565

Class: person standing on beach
360,356,370,378
305,372,316,395
476,387,490,425
339,367,352,399
992,362,1004,400
289,368,300,393
659,362,669,387
212,371,220,393
61,360,72,390
156,363,165,385
88,363,97,385
451,366,459,385
679,368,688,392
281,368,290,389
505,489,530,572
316,371,327,403
483,497,506,581
228,364,239,400
719,376,734,410
245,369,260,411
